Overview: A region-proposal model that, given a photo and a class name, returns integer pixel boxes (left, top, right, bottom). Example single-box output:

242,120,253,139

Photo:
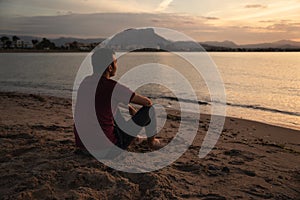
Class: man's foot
132,135,147,145
148,138,163,150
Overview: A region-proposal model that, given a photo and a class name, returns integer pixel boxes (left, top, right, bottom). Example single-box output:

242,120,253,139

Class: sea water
0,52,299,130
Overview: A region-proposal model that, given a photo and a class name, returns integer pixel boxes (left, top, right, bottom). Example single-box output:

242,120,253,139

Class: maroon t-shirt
95,76,135,144
74,76,135,149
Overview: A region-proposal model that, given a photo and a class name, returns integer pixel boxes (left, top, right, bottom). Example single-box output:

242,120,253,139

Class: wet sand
0,92,299,199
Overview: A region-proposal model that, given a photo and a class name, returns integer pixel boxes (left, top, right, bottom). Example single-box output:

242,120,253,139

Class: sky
0,0,300,44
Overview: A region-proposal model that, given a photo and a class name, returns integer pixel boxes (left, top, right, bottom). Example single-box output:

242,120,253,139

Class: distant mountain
105,28,203,51
273,40,300,46
200,40,300,49
170,41,204,51
200,40,239,48
240,40,300,49
104,28,170,50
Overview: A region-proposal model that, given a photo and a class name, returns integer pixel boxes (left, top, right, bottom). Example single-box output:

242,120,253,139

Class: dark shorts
113,106,155,150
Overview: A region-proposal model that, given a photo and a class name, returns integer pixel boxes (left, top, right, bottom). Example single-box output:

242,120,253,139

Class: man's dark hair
92,48,115,74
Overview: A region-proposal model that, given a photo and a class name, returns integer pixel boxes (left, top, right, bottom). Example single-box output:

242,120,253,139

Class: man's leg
114,106,159,149
132,106,156,136
131,106,159,146
114,124,135,149
114,108,136,149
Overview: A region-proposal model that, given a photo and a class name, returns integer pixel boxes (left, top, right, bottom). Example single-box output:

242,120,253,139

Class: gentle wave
154,95,300,117
0,80,73,92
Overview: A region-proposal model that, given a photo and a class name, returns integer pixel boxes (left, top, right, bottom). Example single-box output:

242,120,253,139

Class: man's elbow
145,98,153,107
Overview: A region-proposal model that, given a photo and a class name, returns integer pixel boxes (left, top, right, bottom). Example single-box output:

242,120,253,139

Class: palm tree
36,38,56,50
32,39,39,49
1,36,10,48
12,35,20,42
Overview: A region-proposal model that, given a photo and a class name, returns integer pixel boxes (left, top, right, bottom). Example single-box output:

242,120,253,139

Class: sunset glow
0,0,299,44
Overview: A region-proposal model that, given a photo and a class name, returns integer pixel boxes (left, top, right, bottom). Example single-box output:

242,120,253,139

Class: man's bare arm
128,104,137,116
130,94,152,107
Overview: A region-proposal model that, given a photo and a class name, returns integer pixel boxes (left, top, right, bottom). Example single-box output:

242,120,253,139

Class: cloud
0,0,152,18
267,22,300,32
0,12,299,44
155,0,173,12
259,20,275,23
202,16,219,20
245,4,267,9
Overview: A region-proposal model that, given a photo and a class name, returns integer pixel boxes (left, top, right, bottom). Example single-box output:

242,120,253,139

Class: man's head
92,48,117,76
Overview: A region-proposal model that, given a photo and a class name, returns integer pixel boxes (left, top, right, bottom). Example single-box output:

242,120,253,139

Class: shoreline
1,90,299,132
1,91,300,199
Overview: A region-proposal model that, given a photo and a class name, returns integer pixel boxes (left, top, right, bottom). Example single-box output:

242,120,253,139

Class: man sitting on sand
74,48,160,152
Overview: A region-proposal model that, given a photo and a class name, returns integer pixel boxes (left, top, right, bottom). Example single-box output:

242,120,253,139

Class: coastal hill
239,40,300,49
200,40,300,49
103,28,170,50
201,40,239,49
101,28,300,51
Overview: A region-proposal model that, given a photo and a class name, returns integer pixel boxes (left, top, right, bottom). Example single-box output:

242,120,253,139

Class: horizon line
1,33,300,46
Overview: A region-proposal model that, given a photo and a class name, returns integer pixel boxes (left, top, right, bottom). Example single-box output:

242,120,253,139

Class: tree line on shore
1,35,300,52
0,35,99,51
1,36,55,50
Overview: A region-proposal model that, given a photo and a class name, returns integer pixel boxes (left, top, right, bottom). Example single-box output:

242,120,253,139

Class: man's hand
128,104,137,116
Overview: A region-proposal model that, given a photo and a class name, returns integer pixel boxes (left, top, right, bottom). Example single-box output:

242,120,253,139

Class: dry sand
0,92,299,199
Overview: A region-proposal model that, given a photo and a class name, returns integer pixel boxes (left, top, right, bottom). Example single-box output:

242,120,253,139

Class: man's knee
132,106,153,126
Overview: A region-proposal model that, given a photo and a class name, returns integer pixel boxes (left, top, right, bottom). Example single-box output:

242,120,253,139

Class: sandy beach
0,91,299,199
